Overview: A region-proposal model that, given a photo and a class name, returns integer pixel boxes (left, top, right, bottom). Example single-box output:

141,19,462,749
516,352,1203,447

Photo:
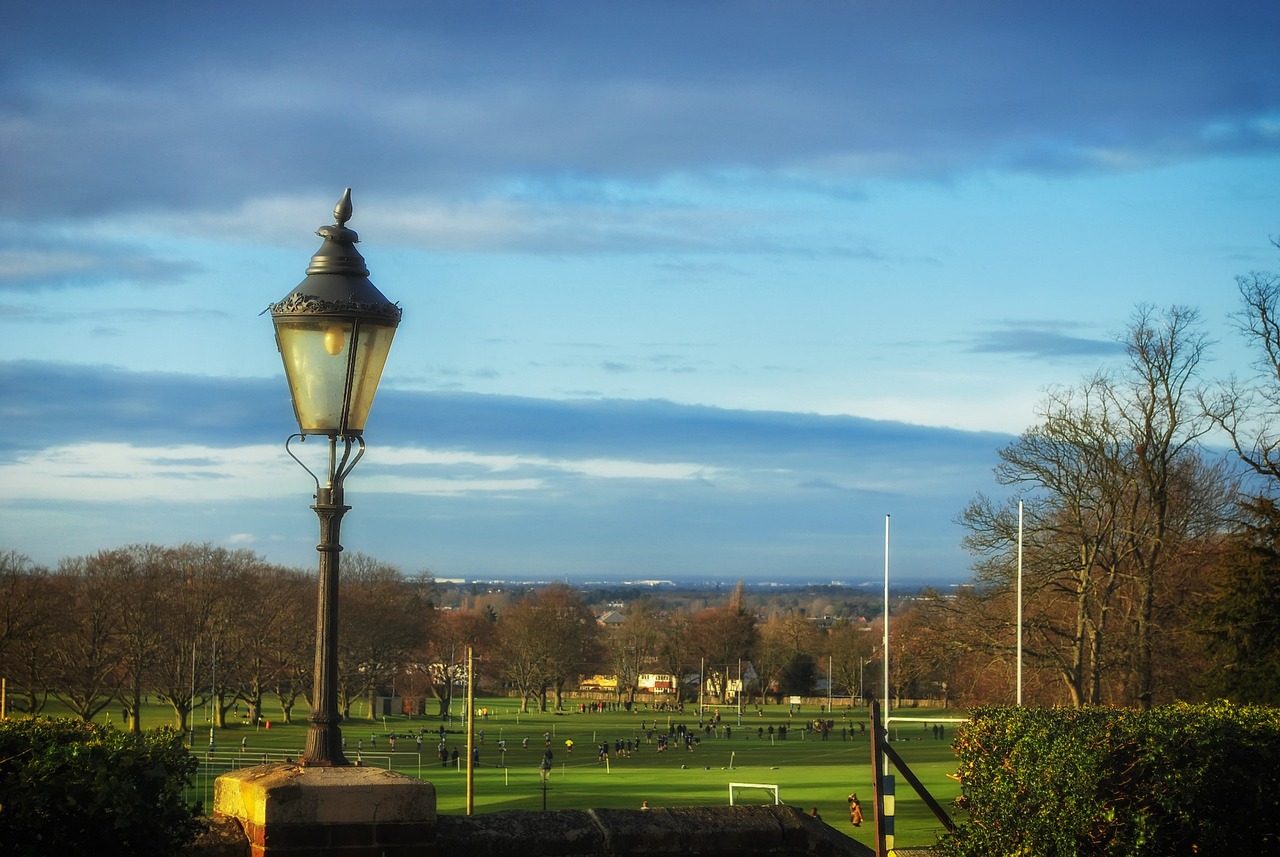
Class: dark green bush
0,717,200,856
936,702,1280,857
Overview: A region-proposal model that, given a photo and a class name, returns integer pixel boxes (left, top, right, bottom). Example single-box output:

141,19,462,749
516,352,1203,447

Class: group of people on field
808,794,863,828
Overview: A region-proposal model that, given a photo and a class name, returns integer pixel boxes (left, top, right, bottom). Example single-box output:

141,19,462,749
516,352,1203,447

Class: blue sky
2,1,1278,584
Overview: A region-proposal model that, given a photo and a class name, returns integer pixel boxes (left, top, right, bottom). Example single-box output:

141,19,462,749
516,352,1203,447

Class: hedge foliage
935,702,1280,857
0,717,200,856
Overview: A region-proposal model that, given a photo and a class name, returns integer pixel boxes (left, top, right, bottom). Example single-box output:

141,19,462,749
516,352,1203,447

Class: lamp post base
214,763,435,857
300,720,349,767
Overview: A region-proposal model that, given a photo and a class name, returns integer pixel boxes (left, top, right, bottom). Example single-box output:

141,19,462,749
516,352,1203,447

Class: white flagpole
1017,500,1024,706
883,514,891,733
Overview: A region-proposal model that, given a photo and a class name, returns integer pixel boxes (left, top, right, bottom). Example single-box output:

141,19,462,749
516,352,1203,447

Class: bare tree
821,619,878,702
1204,242,1280,482
1116,305,1217,707
654,610,694,704
0,551,55,715
149,544,251,732
961,305,1230,707
48,551,130,722
226,562,311,727
406,607,494,719
755,611,818,699
111,544,170,733
497,583,602,712
496,596,555,712
605,597,664,707
963,376,1134,706
687,583,758,700
336,553,429,719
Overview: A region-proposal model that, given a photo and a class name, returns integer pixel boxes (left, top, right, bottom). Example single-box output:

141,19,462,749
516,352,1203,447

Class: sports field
23,696,966,851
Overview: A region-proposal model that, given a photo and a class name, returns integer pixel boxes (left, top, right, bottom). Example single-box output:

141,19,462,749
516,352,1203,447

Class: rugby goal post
728,782,780,805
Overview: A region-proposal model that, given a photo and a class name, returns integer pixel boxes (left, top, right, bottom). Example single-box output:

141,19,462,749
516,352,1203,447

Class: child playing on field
847,793,863,827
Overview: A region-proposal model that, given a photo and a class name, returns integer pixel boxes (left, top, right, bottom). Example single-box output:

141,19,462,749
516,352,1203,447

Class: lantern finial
334,188,353,228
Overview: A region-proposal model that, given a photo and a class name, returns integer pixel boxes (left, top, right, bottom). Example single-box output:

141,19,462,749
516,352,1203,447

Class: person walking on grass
847,793,863,827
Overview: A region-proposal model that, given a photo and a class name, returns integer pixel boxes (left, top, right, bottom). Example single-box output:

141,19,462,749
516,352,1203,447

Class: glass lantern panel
345,323,397,432
274,317,396,435
274,318,356,435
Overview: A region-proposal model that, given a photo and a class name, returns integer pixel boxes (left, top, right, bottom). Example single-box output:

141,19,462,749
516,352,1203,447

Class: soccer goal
728,782,780,805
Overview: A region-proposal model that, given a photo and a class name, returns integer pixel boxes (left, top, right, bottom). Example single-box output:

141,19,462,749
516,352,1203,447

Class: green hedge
0,718,200,856
936,702,1280,857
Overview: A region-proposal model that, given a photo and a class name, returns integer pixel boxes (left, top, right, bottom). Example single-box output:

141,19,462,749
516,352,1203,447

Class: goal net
728,782,780,805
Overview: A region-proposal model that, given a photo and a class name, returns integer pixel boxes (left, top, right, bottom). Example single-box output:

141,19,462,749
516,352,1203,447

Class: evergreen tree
1203,497,1280,704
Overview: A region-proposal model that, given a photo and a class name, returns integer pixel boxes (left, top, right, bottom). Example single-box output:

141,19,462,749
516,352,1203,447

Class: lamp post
268,188,401,767
539,754,551,810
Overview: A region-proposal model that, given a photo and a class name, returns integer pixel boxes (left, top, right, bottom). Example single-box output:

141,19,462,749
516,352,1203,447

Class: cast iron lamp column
268,189,401,766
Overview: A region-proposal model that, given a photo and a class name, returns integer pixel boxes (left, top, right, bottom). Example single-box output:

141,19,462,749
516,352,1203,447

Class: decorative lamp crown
269,189,401,436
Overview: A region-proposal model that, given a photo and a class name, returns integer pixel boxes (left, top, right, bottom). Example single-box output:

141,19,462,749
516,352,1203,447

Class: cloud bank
0,360,1008,583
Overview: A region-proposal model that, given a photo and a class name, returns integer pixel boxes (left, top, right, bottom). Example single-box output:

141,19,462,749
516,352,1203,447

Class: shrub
937,702,1280,857
0,717,200,856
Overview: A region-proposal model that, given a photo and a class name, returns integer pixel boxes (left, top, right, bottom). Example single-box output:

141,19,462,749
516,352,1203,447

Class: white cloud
0,441,732,505
379,447,724,481
0,443,295,503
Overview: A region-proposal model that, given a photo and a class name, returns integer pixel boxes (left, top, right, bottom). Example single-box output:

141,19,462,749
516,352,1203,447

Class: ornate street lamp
268,188,401,766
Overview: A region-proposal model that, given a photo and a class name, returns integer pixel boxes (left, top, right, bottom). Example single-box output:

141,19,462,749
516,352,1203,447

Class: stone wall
192,804,875,857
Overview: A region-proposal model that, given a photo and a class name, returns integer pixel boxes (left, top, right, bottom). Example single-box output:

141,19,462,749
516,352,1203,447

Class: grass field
18,696,966,851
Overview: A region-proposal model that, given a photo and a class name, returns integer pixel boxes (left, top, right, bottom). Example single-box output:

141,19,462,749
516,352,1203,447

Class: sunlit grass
21,696,965,850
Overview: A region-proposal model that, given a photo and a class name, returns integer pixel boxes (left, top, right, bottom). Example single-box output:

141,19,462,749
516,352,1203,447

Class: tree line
0,544,884,726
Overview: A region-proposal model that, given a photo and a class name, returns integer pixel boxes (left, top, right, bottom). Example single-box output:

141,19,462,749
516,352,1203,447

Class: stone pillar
214,763,436,857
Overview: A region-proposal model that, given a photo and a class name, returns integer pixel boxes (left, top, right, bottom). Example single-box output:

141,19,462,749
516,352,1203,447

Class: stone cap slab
214,763,436,828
